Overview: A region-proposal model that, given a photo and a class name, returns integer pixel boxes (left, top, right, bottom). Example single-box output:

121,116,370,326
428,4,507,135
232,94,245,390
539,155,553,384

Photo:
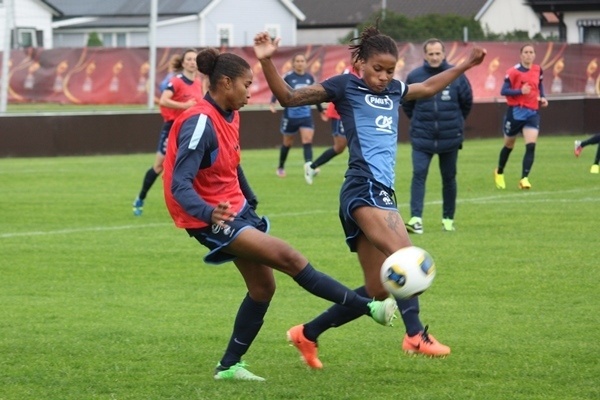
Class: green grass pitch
0,135,598,399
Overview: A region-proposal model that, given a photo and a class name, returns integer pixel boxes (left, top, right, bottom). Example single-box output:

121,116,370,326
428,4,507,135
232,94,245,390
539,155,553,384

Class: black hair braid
349,25,398,65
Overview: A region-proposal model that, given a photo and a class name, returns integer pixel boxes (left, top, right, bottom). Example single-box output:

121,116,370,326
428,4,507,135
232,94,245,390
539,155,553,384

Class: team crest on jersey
379,190,393,206
365,94,393,110
212,223,235,237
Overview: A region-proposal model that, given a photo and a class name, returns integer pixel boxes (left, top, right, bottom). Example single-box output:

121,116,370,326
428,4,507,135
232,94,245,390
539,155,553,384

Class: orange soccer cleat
402,325,451,357
286,325,323,369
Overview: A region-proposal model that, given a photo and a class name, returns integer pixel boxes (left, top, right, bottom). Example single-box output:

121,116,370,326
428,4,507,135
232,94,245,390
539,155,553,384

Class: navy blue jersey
322,74,408,189
272,71,317,119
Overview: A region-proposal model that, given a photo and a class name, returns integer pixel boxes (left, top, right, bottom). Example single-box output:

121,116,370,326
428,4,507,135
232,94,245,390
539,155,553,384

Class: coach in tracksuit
402,39,473,234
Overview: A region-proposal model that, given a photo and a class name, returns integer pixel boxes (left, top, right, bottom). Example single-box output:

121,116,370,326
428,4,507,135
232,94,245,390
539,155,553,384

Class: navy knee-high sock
497,146,513,174
397,297,423,336
302,143,313,163
581,134,600,147
311,147,338,169
138,167,159,200
303,286,370,342
279,145,291,169
522,143,536,178
219,293,270,368
294,264,371,316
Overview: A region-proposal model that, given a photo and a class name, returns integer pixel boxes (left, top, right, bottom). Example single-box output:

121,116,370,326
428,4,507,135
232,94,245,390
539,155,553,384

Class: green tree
87,32,103,47
341,12,485,43
340,11,556,44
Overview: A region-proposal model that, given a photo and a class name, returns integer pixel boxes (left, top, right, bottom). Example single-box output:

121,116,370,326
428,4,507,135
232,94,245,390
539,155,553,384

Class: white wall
563,12,600,44
297,27,354,45
155,18,200,47
479,0,540,38
0,0,54,48
204,0,298,46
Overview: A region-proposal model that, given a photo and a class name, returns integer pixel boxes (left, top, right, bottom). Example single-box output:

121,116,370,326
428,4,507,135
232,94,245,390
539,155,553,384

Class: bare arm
405,47,487,102
254,32,329,106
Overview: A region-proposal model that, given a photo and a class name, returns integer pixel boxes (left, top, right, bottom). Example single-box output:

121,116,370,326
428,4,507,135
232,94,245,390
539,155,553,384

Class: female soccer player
162,47,397,381
132,49,204,216
254,26,486,366
494,44,549,190
270,53,324,183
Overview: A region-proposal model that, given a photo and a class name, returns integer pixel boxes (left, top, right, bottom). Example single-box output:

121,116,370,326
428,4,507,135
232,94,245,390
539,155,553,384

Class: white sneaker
304,162,316,185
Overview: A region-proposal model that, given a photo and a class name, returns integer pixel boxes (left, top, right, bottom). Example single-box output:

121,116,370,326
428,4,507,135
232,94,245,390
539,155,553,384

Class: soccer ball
380,246,436,299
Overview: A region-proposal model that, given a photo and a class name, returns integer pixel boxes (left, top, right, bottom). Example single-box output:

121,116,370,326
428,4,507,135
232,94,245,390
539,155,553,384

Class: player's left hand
465,47,487,68
254,32,280,60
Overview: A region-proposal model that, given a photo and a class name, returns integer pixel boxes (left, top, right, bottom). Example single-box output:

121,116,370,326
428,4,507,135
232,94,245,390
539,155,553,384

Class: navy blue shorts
156,120,174,155
280,116,314,134
186,204,270,265
331,119,345,137
339,176,397,252
502,106,540,136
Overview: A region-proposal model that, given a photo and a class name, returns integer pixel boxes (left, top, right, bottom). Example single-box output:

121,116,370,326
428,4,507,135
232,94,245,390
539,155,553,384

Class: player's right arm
254,32,329,107
171,115,218,223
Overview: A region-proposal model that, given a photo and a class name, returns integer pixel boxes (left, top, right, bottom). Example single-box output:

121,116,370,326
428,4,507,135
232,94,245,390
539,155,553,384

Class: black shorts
339,176,397,252
280,116,314,134
502,106,540,136
156,120,174,155
186,204,270,265
331,119,345,137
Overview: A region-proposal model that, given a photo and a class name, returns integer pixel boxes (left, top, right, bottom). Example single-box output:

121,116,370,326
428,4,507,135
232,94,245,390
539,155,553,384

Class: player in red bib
494,44,548,190
132,49,204,216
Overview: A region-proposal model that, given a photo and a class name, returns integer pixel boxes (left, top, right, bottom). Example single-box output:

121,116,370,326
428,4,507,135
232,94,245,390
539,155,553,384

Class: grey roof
58,16,174,29
293,0,490,27
46,0,213,17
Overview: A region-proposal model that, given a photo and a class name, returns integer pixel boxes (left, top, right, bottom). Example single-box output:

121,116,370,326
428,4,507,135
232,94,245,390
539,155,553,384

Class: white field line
1,188,598,239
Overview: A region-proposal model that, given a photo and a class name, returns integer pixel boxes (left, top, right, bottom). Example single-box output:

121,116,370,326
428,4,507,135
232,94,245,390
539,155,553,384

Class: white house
46,0,305,48
293,0,600,45
0,0,60,49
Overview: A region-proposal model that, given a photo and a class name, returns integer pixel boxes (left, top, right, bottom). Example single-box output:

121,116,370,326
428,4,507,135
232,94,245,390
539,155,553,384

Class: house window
265,24,280,40
578,19,600,44
16,27,37,48
217,24,233,47
101,32,128,47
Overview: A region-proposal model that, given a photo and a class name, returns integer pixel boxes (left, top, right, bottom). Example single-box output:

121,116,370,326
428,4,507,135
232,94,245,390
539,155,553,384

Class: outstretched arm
405,47,487,101
254,32,329,106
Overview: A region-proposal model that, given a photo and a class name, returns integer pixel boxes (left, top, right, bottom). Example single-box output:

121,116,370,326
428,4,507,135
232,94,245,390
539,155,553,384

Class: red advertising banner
3,42,599,105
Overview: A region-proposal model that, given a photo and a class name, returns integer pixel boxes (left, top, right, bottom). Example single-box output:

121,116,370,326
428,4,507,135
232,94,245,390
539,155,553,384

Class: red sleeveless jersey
504,64,542,110
161,74,204,122
163,99,243,229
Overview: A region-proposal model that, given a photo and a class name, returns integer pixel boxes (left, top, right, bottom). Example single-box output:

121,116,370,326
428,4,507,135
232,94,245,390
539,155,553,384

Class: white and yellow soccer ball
380,246,436,299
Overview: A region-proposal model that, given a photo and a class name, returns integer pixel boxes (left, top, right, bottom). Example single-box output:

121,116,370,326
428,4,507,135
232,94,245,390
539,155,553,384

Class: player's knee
250,282,276,301
276,246,308,275
525,142,536,153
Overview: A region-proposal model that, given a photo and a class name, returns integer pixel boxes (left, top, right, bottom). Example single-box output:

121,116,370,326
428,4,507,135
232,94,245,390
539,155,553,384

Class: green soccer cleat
494,168,506,189
213,362,266,382
442,218,455,232
591,164,599,174
368,297,398,326
405,216,423,234
518,177,531,190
